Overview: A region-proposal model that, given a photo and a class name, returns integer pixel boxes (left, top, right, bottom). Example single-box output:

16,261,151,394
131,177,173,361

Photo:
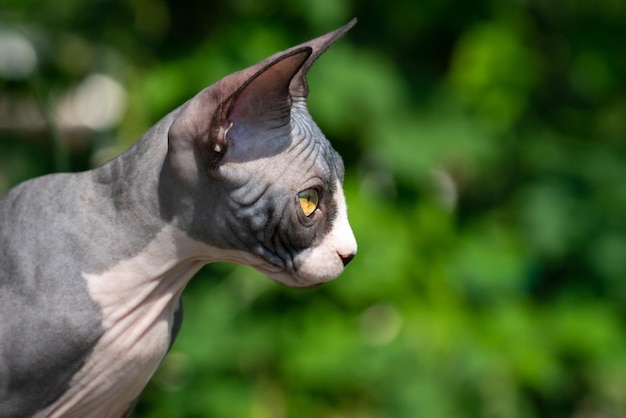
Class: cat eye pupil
298,189,319,217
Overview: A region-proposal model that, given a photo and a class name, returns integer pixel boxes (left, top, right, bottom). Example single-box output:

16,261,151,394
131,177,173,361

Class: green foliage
2,0,626,417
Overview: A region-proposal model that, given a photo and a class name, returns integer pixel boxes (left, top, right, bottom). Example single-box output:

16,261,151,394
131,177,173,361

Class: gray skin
0,21,356,417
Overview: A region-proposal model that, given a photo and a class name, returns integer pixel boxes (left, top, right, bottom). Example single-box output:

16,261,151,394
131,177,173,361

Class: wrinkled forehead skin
213,101,344,247
220,102,344,187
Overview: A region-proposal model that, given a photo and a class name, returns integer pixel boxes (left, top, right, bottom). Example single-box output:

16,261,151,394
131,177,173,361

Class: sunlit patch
359,304,402,346
0,31,37,79
55,74,127,131
298,188,319,217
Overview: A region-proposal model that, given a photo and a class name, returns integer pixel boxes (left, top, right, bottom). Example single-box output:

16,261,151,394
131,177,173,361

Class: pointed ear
166,19,355,173
289,18,357,98
214,48,312,163
167,48,311,171
225,47,312,126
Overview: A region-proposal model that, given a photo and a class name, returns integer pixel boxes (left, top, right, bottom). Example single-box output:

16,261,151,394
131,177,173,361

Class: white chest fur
37,222,284,417
39,226,210,418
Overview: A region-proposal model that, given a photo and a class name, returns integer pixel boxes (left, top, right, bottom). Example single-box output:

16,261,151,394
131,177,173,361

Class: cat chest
40,288,180,418
40,230,203,417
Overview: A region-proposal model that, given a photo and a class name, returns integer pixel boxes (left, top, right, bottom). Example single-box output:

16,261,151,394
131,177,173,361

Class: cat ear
167,48,311,171
214,48,313,164
167,19,355,172
225,48,312,128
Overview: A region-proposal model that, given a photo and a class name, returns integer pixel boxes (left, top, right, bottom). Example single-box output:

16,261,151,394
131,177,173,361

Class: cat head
162,20,357,288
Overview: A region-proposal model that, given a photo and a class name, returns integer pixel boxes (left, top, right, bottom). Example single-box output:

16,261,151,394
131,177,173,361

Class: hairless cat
0,20,357,417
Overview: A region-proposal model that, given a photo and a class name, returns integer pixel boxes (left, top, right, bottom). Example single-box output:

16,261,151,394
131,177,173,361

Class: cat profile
0,20,357,417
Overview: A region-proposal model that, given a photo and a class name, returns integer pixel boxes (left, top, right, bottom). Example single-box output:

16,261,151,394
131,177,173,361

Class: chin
254,265,343,289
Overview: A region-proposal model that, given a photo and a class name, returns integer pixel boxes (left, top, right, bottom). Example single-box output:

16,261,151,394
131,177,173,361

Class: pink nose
338,252,355,267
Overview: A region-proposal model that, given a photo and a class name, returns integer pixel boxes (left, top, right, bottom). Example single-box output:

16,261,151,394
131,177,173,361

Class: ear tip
320,18,357,46
328,18,358,40
287,18,356,98
345,17,358,30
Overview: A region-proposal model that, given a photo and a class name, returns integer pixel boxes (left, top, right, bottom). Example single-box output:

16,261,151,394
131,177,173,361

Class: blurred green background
2,1,626,417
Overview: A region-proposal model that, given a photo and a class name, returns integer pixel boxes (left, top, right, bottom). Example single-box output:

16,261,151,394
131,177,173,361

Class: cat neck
43,224,221,418
84,224,217,315
83,106,255,294
90,110,179,226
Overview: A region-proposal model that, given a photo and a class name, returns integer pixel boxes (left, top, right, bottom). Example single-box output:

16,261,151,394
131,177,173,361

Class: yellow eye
298,188,319,217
